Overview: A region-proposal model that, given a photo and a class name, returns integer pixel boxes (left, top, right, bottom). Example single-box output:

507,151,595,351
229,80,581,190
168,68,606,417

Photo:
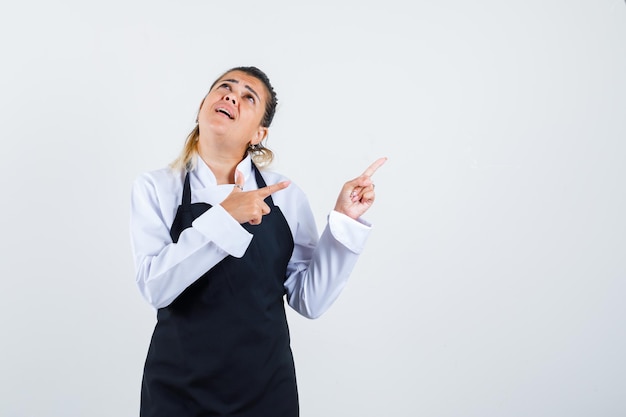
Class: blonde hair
170,66,278,171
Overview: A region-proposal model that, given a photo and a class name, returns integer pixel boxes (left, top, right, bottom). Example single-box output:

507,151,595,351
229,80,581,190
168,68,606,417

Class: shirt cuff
328,210,372,254
192,204,253,257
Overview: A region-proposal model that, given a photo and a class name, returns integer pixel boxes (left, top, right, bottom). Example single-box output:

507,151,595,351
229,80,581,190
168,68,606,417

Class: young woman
130,66,385,416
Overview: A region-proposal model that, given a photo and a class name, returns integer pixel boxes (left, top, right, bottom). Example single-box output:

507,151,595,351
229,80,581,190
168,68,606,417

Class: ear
251,126,268,145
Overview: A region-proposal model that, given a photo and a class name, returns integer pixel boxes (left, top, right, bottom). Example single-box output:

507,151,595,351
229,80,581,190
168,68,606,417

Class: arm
283,157,386,318
284,207,372,319
130,172,253,309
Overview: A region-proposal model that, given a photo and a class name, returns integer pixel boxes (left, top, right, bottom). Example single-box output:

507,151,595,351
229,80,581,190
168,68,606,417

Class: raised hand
220,170,291,225
334,157,387,220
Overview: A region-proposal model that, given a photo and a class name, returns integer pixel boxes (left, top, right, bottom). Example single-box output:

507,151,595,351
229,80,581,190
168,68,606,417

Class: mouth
216,107,234,120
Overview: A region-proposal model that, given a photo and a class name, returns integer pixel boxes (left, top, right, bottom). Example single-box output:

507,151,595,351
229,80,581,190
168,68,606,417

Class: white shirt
130,154,372,319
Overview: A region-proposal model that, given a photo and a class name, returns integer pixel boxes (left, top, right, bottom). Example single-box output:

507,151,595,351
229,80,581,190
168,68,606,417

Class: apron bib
140,163,297,417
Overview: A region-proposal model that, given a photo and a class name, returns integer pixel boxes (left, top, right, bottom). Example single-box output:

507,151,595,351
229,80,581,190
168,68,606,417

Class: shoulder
261,170,304,196
134,166,183,190
258,168,312,217
132,166,185,205
257,167,288,184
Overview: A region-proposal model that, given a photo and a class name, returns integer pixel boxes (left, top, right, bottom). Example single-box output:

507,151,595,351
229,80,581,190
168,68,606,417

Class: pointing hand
220,170,291,225
334,157,387,220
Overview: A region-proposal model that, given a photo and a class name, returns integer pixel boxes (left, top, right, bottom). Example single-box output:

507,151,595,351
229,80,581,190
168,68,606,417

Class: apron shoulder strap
182,171,192,207
251,161,275,207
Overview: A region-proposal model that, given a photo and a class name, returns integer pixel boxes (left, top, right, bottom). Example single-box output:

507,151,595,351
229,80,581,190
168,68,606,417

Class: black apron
141,163,298,417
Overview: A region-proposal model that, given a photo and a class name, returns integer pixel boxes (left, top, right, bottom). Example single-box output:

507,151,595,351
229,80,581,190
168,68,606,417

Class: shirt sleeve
283,191,372,319
130,172,253,309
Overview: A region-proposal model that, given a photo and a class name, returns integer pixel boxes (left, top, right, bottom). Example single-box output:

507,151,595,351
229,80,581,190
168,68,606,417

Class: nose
225,95,237,106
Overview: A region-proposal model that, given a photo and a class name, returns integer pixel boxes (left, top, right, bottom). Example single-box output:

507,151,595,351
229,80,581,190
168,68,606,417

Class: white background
1,1,625,416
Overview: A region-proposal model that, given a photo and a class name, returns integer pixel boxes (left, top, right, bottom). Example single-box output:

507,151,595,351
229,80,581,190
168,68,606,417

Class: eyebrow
222,78,261,102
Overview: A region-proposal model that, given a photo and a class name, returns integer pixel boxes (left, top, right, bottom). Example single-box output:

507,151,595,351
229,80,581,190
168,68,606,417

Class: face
197,70,269,153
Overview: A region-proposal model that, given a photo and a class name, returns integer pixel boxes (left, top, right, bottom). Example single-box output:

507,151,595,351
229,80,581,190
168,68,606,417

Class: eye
244,94,255,104
218,83,231,91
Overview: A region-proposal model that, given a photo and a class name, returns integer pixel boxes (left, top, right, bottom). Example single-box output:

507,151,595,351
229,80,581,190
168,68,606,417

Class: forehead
214,71,267,101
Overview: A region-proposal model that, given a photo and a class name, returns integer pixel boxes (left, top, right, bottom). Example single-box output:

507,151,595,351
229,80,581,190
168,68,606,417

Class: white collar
192,153,254,186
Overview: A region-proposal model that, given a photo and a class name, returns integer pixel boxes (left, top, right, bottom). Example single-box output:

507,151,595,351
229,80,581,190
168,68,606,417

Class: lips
215,102,236,120
216,108,233,119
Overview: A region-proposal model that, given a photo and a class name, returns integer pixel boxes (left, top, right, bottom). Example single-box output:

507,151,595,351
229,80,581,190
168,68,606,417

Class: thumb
233,169,245,192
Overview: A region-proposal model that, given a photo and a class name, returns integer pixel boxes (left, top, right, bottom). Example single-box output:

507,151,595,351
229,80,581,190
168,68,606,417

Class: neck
197,140,246,184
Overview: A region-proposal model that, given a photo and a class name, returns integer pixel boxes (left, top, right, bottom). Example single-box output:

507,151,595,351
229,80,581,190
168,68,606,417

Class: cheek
199,92,219,113
198,102,216,121
248,105,267,125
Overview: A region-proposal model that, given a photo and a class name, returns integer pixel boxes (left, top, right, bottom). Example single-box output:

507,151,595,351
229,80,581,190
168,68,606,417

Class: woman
130,66,385,416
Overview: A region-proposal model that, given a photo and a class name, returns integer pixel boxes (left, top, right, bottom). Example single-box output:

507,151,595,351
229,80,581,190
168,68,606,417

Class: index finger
362,157,388,177
258,180,291,197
